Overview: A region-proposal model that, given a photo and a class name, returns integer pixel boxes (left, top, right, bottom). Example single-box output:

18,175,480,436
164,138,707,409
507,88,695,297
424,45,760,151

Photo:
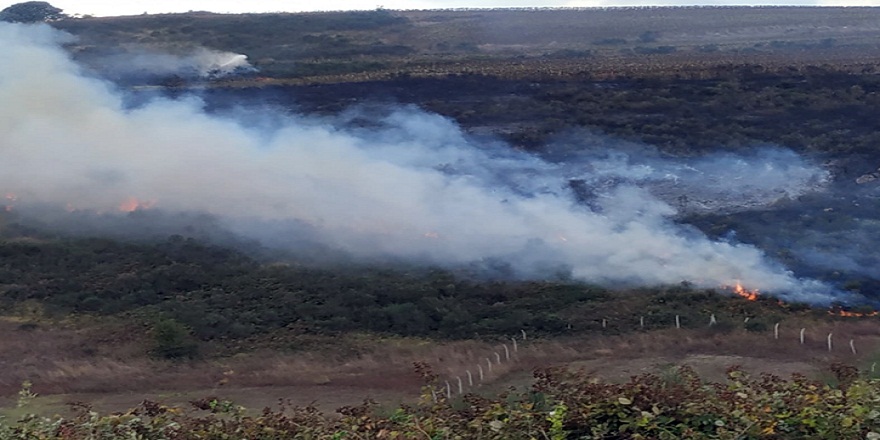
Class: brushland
2,220,880,439
2,7,880,437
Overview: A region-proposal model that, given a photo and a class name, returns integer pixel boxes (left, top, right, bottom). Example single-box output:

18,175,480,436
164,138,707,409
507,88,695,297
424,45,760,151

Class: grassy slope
2,8,880,417
52,7,880,81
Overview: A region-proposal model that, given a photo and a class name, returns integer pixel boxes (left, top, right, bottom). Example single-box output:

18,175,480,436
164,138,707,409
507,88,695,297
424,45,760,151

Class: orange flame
726,284,877,316
732,282,759,301
829,309,879,318
119,197,156,213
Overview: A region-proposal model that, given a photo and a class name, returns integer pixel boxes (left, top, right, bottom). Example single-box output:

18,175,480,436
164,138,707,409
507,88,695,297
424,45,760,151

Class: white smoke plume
0,23,846,304
76,45,256,80
544,139,831,215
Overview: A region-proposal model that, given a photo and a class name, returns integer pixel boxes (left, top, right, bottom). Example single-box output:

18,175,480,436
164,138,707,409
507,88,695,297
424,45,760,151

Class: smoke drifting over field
0,23,848,303
548,141,830,215
76,46,255,82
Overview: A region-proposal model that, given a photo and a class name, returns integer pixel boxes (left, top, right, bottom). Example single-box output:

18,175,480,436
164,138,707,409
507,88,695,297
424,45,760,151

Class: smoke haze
73,45,256,82
0,23,849,304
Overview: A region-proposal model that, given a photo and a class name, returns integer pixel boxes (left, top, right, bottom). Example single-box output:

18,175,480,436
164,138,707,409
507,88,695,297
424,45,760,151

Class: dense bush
0,1,65,23
0,230,794,344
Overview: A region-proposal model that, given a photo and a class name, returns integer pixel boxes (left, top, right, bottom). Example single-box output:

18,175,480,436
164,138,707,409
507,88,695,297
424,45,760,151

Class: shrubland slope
0,8,879,427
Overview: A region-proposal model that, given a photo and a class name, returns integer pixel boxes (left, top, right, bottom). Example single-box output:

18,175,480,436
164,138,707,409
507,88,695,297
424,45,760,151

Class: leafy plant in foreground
5,363,880,439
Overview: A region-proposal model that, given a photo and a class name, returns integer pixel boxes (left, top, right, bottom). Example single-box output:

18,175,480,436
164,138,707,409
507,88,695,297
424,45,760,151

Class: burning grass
731,282,759,301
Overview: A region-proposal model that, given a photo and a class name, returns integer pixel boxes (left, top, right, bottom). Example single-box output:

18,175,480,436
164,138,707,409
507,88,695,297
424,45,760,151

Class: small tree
0,1,66,23
151,318,199,360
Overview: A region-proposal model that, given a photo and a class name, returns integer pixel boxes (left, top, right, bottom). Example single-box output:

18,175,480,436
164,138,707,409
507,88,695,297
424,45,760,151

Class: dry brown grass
2,313,880,414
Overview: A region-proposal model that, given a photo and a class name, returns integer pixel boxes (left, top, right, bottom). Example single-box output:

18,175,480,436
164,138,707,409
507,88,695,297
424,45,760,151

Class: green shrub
744,318,769,333
150,318,198,359
6,364,880,439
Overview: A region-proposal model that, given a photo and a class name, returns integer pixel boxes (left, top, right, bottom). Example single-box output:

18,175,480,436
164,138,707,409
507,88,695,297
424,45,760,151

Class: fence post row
434,317,870,400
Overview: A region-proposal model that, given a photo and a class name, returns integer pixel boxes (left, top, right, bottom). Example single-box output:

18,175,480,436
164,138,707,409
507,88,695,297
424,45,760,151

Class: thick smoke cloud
543,139,830,215
0,23,846,303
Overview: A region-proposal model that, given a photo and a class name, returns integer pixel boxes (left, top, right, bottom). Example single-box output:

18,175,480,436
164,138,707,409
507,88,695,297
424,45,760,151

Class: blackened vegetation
54,7,880,86
55,10,411,79
187,67,880,296
199,66,880,156
53,7,880,157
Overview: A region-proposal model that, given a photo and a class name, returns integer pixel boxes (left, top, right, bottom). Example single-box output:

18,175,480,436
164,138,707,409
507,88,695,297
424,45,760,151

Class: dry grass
2,313,880,414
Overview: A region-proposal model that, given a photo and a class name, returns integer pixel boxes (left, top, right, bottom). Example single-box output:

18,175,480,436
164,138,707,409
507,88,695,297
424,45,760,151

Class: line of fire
729,282,879,317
